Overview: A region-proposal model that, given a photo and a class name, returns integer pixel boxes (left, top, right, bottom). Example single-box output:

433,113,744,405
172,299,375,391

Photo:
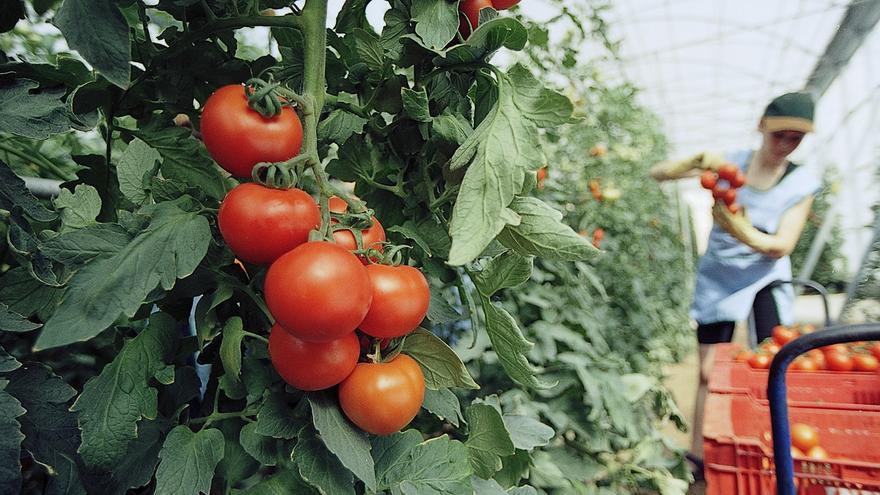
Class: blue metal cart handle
767,279,833,327
767,323,880,495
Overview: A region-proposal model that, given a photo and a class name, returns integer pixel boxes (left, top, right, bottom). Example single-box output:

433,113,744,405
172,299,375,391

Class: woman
650,92,821,474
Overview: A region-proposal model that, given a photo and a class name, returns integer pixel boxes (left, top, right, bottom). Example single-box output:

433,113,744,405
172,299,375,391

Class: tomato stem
242,331,269,345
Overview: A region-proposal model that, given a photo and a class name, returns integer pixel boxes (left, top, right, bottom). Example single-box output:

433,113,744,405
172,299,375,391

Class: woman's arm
649,152,726,181
712,195,815,258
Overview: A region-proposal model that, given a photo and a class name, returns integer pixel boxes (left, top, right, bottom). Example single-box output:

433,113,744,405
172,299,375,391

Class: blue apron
690,150,821,325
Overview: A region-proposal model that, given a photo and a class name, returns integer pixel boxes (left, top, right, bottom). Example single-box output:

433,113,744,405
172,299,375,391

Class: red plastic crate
708,360,880,411
703,393,880,494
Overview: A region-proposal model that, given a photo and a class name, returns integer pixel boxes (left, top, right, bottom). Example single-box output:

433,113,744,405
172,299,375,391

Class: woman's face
762,128,805,158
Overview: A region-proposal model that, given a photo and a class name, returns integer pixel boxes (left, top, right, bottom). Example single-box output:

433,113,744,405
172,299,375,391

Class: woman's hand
650,152,725,181
712,195,814,258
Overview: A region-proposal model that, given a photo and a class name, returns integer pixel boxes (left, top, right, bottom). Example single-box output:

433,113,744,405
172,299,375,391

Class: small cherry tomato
269,325,359,391
700,171,718,190
712,185,729,200
729,170,747,188
718,163,739,182
721,188,737,205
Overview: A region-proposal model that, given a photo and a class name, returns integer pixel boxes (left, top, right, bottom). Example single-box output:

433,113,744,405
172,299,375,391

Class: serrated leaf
318,108,367,144
427,290,462,324
352,28,385,73
401,87,431,122
465,403,514,478
0,267,64,321
71,313,176,469
422,388,463,427
135,126,227,201
54,0,130,88
154,425,224,495
0,302,41,332
220,317,244,381
0,347,20,373
506,65,573,128
54,184,101,231
41,223,131,265
481,298,550,389
234,468,316,495
239,422,282,467
410,0,457,51
502,416,554,450
402,329,478,390
154,364,175,385
117,138,161,205
377,434,473,495
292,427,355,495
0,80,71,139
36,201,211,350
474,250,533,297
255,395,303,439
470,477,537,495
497,197,599,262
434,17,527,66
0,159,57,221
432,112,473,144
494,449,532,489
308,392,376,490
0,389,25,495
373,430,423,486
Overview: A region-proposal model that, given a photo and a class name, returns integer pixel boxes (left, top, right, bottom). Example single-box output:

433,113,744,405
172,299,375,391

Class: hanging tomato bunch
701,163,746,214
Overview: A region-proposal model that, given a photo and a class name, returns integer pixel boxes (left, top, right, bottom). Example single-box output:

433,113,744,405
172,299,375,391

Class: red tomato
218,184,319,264
761,342,781,355
328,196,386,256
492,0,520,9
772,326,799,346
730,170,747,188
853,354,879,372
536,167,548,182
806,446,829,460
268,324,359,391
592,228,604,248
700,171,718,190
734,350,753,363
790,423,819,451
718,163,739,182
748,353,772,369
358,265,430,339
791,446,805,458
338,354,425,435
200,85,303,178
264,242,372,342
712,185,729,200
822,344,848,356
807,349,825,369
459,0,493,36
721,188,737,205
791,357,818,372
870,343,880,360
825,352,854,372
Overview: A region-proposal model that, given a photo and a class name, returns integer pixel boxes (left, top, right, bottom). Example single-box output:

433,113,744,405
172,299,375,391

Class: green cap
761,92,815,133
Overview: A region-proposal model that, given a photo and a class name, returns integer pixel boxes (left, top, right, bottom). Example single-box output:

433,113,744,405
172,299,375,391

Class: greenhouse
0,1,878,494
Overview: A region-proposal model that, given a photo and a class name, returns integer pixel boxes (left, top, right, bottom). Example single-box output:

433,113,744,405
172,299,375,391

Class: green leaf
481,299,550,389
351,28,386,73
426,290,462,324
474,250,533,297
4,365,85,495
308,392,376,490
471,477,537,495
318,108,368,144
215,419,259,483
154,425,225,495
0,80,71,139
41,223,131,265
255,395,304,439
435,17,527,65
234,468,317,495
117,138,161,205
432,112,473,145
239,422,283,467
422,388,463,427
154,364,175,385
410,0,457,50
0,388,25,495
402,329,479,390
54,0,130,88
0,267,64,321
502,415,554,450
0,159,57,222
0,302,41,332
401,87,432,122
374,430,423,486
36,201,211,350
0,346,20,372
494,449,531,489
506,65,574,128
71,312,176,469
194,282,234,344
465,403,515,478
135,126,228,201
292,427,355,495
377,434,473,495
220,317,245,381
54,184,102,231
497,197,599,262
108,418,171,494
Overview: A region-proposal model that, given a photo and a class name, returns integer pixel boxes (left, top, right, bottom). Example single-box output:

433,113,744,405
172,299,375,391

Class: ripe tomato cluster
701,163,746,214
762,423,829,460
734,324,880,372
458,0,520,38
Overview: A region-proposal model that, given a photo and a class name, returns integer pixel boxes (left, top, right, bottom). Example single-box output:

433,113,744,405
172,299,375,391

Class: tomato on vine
328,196,386,257
700,171,717,190
264,242,372,342
459,0,493,37
218,183,319,264
492,0,520,9
338,354,425,435
268,324,359,391
200,84,303,178
717,163,739,182
359,264,430,339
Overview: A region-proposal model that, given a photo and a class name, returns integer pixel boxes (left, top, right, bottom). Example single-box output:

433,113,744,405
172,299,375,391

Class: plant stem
242,330,269,344
0,141,73,181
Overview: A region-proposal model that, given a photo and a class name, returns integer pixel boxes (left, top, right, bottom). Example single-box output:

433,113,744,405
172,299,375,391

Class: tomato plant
218,183,319,264
338,353,426,436
328,196,386,257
